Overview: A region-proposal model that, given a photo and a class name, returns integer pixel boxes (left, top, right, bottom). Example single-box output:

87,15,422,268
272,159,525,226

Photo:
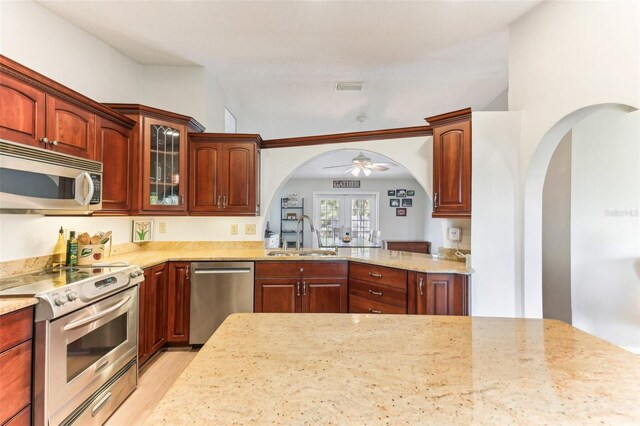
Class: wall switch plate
230,224,239,235
158,222,167,234
245,224,256,235
448,227,461,241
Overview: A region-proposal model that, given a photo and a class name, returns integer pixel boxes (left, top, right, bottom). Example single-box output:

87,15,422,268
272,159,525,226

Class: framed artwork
407,190,415,196
390,199,400,207
387,190,396,196
396,208,407,217
402,198,413,207
396,189,407,198
132,220,153,243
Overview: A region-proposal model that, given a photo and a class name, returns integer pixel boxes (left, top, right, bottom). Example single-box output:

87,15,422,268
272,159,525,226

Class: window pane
351,198,371,239
319,199,340,243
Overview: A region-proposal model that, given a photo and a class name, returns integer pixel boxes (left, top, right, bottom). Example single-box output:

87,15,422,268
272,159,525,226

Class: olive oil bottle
52,227,66,268
66,231,78,267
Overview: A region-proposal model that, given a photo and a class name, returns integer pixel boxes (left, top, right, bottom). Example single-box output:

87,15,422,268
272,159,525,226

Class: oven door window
66,313,128,382
0,168,76,199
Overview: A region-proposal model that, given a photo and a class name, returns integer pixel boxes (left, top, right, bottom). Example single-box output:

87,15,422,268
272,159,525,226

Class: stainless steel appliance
0,264,144,425
0,139,102,214
189,262,254,344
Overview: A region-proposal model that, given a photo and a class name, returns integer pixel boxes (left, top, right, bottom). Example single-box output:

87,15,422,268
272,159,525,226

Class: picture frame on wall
396,208,407,216
402,198,412,207
396,189,407,198
132,220,153,243
390,199,400,207
387,190,396,196
407,190,415,196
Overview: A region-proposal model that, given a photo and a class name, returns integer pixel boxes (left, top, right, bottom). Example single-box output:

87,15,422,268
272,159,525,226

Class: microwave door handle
63,296,131,331
82,172,95,205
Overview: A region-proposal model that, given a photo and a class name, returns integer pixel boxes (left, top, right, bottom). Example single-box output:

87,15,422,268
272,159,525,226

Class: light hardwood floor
105,349,198,426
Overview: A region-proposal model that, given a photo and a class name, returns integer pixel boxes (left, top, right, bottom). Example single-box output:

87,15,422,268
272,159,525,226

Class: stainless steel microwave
0,140,102,214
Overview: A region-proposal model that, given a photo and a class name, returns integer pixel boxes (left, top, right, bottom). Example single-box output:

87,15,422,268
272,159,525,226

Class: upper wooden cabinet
0,56,134,161
104,104,205,215
188,133,261,216
426,108,472,218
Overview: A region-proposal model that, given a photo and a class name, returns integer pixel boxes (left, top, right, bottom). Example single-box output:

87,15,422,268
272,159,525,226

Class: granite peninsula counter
146,314,639,425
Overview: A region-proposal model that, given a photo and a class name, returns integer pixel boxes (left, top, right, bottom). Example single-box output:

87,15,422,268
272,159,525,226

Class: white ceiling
290,149,410,179
36,0,540,139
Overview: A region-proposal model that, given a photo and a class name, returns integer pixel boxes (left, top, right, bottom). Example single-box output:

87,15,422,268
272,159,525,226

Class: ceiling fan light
351,168,361,177
363,168,372,176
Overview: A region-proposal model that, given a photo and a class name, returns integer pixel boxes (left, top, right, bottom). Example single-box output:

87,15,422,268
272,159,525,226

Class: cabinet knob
40,137,49,145
299,267,304,273
50,140,59,146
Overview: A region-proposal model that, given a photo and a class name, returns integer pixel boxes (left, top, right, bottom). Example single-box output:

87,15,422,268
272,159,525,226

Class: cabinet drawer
5,405,30,426
256,261,348,279
348,262,407,289
349,279,407,308
0,307,33,353
348,294,407,315
0,341,32,425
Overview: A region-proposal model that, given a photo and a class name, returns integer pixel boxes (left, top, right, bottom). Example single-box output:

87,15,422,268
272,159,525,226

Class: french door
313,192,378,247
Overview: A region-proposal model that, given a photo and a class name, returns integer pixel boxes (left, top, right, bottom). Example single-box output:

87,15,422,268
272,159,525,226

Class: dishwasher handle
193,268,252,274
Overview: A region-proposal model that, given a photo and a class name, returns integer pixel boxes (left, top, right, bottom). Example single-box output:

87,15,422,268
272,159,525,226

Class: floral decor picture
132,220,153,243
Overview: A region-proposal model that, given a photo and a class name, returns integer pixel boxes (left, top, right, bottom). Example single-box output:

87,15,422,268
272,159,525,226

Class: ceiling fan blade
323,164,353,169
344,167,357,174
372,162,391,167
368,165,389,171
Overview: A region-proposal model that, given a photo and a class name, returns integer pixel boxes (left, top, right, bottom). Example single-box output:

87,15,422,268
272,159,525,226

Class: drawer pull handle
368,289,383,296
368,308,382,314
369,272,383,278
296,282,301,297
419,277,424,296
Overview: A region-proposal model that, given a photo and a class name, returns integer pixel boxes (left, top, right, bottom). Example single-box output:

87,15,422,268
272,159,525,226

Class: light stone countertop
146,314,640,425
104,247,472,274
0,297,38,316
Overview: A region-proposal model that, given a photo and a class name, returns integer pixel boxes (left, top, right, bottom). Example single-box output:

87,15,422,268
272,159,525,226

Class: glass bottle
53,227,66,268
66,231,78,267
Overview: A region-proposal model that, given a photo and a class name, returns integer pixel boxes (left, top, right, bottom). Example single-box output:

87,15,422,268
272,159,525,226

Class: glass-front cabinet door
142,118,187,212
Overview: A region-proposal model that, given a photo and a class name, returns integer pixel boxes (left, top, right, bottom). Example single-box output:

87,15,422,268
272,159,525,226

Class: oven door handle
63,296,131,331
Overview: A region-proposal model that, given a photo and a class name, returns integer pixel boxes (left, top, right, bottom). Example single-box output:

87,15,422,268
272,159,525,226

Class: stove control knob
130,272,138,278
137,270,144,277
54,295,68,306
67,291,79,301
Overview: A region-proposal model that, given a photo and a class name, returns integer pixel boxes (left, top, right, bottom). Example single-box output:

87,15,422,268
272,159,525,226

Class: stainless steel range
0,264,144,425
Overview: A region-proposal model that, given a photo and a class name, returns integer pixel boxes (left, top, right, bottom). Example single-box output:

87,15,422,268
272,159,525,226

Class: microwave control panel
90,173,101,205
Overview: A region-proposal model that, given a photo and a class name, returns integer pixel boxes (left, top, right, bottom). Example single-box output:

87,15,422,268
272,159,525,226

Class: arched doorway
526,103,639,350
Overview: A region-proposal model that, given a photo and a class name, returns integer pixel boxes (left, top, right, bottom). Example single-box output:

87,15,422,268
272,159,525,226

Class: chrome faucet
296,215,315,250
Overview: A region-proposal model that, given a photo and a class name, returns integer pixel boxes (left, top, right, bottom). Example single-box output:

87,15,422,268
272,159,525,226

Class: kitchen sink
267,249,339,257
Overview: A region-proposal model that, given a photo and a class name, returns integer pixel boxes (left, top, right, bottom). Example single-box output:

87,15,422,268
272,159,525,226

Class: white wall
0,0,140,102
507,0,640,317
268,178,436,248
471,111,521,317
542,131,572,324
570,107,640,351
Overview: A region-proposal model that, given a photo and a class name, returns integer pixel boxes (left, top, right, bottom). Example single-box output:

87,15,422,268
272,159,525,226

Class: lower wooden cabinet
167,262,191,344
412,273,469,316
0,307,33,426
254,262,348,314
139,264,168,366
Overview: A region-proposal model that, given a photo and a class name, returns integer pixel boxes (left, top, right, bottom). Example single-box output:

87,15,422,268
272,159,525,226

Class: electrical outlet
245,224,256,235
448,227,461,241
159,222,167,234
230,224,239,235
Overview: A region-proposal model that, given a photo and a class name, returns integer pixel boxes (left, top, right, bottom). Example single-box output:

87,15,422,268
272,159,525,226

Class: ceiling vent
335,82,364,92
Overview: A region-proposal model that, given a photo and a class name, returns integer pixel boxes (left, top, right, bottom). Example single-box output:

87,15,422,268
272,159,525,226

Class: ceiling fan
323,153,391,177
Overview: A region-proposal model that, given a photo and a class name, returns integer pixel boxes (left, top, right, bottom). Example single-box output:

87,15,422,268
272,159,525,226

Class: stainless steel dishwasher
189,262,254,344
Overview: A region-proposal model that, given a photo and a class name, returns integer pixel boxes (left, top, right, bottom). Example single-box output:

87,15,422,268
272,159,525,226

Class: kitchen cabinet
426,108,472,218
94,116,134,214
139,264,168,365
0,307,33,426
103,104,205,215
348,263,408,314
167,262,191,345
1,56,134,161
254,262,348,313
412,273,469,316
188,134,261,216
